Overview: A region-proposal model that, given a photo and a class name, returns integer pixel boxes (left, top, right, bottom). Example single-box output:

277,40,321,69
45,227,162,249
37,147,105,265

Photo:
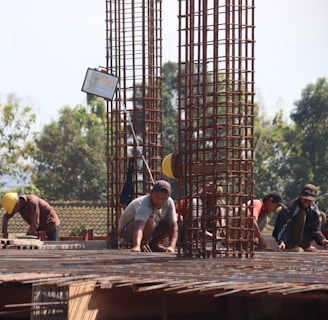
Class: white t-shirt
118,194,177,233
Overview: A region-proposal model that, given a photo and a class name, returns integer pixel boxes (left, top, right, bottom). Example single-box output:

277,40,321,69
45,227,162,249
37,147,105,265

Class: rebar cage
106,0,256,257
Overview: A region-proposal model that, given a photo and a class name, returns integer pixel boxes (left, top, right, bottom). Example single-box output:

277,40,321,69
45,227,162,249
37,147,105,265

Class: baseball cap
300,184,317,201
152,180,171,194
266,191,288,209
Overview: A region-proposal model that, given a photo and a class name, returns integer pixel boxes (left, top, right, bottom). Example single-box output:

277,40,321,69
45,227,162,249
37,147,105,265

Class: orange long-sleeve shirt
2,195,60,236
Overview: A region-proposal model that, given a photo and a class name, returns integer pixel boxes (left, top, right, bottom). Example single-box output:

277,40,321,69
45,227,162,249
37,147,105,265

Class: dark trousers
287,211,312,249
47,225,60,241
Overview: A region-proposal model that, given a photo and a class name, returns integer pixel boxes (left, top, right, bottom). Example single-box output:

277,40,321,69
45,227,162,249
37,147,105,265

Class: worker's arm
245,205,268,249
254,220,268,248
2,213,13,238
26,202,40,235
131,220,146,252
166,221,179,252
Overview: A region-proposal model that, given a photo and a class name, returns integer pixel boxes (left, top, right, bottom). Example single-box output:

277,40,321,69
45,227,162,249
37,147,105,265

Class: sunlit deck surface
1,242,328,320
1,247,328,297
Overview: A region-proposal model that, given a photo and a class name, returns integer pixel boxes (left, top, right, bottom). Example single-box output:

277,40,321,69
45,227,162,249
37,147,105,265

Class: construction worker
273,184,328,252
225,191,286,251
1,193,60,240
175,182,225,251
249,191,287,250
118,180,178,252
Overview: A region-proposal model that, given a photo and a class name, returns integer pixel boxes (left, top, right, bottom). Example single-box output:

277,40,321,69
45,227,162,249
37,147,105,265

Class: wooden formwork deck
1,247,328,296
1,244,328,319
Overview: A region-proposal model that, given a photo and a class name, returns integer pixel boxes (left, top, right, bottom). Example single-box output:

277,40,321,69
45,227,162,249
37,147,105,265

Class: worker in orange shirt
2,193,60,240
248,191,287,249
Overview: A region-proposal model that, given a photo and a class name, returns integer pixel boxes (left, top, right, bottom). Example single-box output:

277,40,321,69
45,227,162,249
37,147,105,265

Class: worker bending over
1,193,60,241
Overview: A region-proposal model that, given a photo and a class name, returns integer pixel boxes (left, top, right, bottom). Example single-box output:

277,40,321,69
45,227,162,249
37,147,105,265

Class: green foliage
68,222,89,236
163,61,179,155
254,77,328,210
288,77,328,208
162,62,180,195
0,93,36,187
254,109,292,196
15,183,42,197
32,100,107,201
1,68,327,212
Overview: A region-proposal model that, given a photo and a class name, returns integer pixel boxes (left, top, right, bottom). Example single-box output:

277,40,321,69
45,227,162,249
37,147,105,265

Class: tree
0,93,36,188
162,62,180,193
253,109,292,197
288,77,328,209
255,77,328,211
163,61,179,155
126,61,179,155
32,101,107,201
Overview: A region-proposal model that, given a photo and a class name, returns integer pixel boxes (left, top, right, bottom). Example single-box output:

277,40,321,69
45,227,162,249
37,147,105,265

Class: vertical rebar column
177,0,255,258
105,0,163,248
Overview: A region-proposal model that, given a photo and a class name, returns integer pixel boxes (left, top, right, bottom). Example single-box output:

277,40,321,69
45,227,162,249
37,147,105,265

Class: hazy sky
1,0,327,130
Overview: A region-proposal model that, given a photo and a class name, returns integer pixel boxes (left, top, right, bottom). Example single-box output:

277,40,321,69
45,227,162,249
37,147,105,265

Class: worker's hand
278,241,286,250
321,239,328,250
130,245,141,252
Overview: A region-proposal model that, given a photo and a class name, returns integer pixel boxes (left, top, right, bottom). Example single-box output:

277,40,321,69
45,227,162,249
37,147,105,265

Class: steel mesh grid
105,0,164,247
177,0,255,258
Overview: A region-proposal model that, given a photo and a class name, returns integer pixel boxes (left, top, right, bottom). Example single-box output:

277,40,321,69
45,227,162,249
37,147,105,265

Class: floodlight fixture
81,67,119,100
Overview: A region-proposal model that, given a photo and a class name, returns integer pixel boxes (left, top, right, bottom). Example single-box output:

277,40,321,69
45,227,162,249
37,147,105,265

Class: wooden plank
68,282,97,320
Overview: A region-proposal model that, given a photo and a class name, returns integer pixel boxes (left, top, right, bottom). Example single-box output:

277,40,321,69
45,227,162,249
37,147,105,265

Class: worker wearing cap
245,191,287,250
273,184,328,252
118,180,178,252
1,193,60,240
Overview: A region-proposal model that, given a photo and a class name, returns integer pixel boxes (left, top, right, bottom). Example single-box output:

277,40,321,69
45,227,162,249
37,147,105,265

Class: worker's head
150,180,171,209
263,191,287,213
203,182,223,195
299,184,317,208
1,192,19,214
199,182,223,207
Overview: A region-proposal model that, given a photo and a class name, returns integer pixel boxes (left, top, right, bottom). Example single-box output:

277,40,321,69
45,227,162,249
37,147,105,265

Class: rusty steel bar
105,0,164,248
105,0,255,256
177,0,255,258
2,250,328,298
